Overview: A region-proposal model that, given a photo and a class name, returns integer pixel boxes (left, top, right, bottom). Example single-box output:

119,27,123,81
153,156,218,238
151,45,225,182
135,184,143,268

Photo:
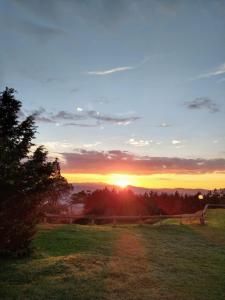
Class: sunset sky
1,0,225,189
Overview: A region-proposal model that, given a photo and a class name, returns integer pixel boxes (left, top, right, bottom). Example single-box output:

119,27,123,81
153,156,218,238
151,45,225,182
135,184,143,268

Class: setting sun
115,178,129,188
107,174,133,188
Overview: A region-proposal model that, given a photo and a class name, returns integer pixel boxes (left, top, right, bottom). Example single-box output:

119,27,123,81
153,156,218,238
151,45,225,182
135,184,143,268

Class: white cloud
85,57,151,76
196,62,225,79
44,141,74,152
39,142,73,164
172,140,182,145
86,66,133,75
159,122,171,128
76,107,83,112
127,138,152,147
82,142,101,148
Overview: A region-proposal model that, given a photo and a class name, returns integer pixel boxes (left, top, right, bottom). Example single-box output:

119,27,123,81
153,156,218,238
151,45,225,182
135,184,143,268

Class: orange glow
62,172,225,190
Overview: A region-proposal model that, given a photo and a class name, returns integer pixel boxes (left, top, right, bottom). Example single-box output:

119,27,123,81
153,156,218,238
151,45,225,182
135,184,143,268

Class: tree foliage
83,188,225,217
0,87,71,256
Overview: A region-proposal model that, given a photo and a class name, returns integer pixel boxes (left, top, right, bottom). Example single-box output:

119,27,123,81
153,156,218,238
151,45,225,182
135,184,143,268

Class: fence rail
44,210,202,225
43,203,225,225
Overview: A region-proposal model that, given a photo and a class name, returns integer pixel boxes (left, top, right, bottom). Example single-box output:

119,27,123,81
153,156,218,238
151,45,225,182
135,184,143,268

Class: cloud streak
196,62,225,79
85,57,150,76
86,110,140,125
86,66,134,75
61,149,225,175
63,122,99,128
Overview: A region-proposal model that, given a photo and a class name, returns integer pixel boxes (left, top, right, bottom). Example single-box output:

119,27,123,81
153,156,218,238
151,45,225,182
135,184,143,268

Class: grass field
1,210,225,300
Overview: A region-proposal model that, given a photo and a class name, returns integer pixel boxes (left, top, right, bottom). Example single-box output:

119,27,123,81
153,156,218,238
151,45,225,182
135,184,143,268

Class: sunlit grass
0,210,225,300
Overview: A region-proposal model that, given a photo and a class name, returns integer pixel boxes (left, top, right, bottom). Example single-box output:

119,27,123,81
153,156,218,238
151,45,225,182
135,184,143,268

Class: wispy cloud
1,10,64,41
86,66,134,75
86,110,140,125
63,122,99,128
195,62,225,79
85,57,150,76
185,98,219,113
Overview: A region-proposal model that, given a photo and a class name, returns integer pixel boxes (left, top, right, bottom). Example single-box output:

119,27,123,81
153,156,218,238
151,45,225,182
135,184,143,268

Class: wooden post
200,213,205,225
159,213,162,225
91,216,95,225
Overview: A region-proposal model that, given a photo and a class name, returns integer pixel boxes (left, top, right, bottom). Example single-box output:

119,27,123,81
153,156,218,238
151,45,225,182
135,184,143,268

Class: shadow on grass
0,224,119,300
33,224,118,257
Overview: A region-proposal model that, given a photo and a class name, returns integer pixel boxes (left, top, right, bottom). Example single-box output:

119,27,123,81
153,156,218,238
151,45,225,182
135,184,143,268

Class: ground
0,210,225,300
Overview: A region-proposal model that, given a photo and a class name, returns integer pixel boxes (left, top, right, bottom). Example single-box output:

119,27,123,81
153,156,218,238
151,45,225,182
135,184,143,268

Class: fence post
200,212,205,225
91,215,95,225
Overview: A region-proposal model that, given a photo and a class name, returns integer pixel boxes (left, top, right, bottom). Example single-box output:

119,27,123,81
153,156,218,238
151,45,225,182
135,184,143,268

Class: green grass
0,225,118,300
1,210,225,300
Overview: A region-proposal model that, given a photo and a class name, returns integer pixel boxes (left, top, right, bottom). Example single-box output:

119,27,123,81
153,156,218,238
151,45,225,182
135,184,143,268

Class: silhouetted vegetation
71,190,91,204
0,88,71,257
82,188,225,217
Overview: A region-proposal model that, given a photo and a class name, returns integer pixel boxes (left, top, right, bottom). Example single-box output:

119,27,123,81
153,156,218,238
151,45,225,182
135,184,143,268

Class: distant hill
71,182,209,195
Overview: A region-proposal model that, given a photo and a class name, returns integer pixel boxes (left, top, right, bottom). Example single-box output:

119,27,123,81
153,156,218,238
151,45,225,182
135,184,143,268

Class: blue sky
0,0,225,183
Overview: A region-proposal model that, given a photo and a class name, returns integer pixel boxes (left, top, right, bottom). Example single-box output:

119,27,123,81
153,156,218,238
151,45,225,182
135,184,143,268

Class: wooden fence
44,209,203,225
44,203,225,225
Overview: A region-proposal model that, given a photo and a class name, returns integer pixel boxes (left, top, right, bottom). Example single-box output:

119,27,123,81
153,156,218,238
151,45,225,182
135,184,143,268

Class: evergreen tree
0,87,71,256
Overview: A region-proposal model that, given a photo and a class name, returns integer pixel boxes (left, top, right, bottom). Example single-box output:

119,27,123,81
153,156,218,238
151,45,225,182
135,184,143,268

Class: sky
0,0,225,189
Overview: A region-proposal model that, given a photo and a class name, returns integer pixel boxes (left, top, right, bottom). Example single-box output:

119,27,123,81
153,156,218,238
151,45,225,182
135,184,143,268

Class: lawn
0,210,225,300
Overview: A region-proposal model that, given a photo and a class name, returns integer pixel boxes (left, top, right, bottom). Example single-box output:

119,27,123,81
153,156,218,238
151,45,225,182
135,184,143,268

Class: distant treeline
71,188,225,216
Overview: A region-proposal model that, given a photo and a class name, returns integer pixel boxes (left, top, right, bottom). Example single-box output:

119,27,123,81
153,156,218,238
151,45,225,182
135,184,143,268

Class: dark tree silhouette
71,191,90,204
82,188,225,219
0,87,71,257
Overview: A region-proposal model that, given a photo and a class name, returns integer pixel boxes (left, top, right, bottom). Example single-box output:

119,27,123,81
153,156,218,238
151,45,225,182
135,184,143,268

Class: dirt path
106,231,158,300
